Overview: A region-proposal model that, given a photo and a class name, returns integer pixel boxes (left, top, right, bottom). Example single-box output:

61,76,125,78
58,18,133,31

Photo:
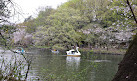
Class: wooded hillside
16,0,137,49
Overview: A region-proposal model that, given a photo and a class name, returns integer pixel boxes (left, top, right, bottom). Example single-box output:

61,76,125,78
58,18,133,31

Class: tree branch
126,0,137,24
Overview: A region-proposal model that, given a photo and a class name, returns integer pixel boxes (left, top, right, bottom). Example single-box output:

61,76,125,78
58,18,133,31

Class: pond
0,48,123,81
27,48,123,81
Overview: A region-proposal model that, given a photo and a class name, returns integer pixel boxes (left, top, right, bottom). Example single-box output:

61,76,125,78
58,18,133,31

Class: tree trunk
112,33,137,81
112,0,137,80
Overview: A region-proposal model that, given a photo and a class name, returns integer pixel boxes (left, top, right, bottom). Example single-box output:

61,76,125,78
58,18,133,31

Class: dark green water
28,49,123,81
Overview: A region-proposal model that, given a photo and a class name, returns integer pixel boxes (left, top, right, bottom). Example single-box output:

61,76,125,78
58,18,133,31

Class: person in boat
54,49,57,51
71,46,78,54
21,48,25,53
18,48,21,51
72,50,78,54
51,49,59,53
16,47,25,54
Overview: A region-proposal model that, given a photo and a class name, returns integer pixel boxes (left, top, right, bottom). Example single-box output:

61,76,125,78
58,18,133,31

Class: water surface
27,49,123,81
0,48,123,81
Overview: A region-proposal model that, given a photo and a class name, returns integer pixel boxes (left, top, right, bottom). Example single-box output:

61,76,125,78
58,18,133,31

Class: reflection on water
92,60,111,63
0,48,29,80
0,48,123,81
66,56,80,69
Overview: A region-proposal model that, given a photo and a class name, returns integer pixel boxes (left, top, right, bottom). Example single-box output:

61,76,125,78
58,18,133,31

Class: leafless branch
126,0,137,24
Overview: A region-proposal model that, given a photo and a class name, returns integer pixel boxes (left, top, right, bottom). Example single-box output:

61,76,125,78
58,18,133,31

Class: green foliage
35,7,55,26
21,0,137,49
20,7,55,33
0,25,16,34
34,22,81,48
102,0,137,28
33,7,90,49
0,25,16,47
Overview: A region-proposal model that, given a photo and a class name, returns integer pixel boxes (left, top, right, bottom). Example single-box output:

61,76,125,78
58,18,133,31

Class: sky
11,0,68,23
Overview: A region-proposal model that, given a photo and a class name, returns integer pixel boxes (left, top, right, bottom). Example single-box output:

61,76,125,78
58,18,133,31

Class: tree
35,6,55,26
0,0,15,48
112,0,137,81
0,0,11,23
0,1,32,81
61,0,111,27
33,7,89,49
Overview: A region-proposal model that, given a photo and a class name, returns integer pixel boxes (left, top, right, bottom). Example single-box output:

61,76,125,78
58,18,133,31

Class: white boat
51,49,59,54
15,47,25,54
66,47,81,57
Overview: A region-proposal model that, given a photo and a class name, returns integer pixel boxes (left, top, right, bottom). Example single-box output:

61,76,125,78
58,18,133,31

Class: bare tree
0,0,32,81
